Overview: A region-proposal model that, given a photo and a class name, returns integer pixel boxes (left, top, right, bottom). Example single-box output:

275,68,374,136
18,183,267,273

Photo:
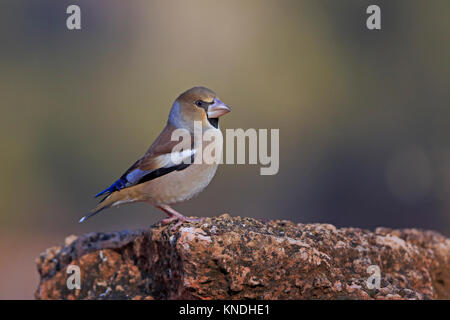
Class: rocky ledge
35,214,449,300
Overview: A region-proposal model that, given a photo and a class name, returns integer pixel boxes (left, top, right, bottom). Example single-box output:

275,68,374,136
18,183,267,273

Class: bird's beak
207,98,231,118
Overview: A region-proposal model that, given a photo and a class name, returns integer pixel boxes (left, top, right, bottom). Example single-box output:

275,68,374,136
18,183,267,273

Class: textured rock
35,215,450,300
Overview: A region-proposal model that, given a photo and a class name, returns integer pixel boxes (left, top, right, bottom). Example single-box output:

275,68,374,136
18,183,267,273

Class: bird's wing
95,124,194,198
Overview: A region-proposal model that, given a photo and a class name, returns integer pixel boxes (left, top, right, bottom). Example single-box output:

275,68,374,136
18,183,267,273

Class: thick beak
207,98,231,118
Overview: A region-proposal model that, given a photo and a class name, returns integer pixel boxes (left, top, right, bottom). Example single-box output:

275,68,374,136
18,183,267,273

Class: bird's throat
207,117,219,129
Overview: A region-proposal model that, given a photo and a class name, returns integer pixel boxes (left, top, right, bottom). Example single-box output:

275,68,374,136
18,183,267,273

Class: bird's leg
157,204,204,231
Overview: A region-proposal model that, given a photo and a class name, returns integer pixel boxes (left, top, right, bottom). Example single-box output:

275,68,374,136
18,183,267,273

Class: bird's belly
142,162,219,205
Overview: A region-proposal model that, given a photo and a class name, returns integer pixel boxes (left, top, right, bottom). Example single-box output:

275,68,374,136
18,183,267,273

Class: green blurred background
0,0,449,299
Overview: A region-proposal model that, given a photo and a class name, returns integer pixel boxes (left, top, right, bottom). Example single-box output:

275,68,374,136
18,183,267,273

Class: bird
79,86,231,230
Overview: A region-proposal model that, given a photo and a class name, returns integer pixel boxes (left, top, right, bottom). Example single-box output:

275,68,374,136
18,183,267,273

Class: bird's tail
79,191,132,223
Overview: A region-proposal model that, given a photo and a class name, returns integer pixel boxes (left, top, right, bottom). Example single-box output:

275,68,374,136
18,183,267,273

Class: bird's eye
195,100,203,107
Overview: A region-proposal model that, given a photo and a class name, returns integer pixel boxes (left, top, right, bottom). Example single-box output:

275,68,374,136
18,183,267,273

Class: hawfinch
80,87,231,229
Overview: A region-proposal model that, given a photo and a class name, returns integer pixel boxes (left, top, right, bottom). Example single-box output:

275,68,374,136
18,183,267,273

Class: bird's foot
161,215,205,231
157,204,205,231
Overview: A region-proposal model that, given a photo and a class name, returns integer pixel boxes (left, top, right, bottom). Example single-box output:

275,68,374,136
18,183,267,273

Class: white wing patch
169,149,196,166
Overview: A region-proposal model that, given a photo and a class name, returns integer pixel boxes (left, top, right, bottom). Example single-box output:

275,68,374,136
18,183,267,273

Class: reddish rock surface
35,215,450,300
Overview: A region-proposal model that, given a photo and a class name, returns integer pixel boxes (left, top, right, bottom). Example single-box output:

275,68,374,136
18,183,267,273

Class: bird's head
169,86,231,130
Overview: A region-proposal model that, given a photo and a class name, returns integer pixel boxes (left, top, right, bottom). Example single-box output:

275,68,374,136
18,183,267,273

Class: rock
35,215,450,300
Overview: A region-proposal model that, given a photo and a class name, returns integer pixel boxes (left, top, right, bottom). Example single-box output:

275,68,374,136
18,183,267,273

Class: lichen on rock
35,215,450,300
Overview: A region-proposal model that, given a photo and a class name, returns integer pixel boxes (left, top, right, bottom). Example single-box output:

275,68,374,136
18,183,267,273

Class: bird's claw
161,216,205,231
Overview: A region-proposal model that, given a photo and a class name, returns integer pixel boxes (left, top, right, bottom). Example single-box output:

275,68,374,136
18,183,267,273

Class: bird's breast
142,128,222,205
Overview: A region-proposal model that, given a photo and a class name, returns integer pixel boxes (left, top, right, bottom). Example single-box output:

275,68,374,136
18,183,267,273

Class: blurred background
0,0,449,299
